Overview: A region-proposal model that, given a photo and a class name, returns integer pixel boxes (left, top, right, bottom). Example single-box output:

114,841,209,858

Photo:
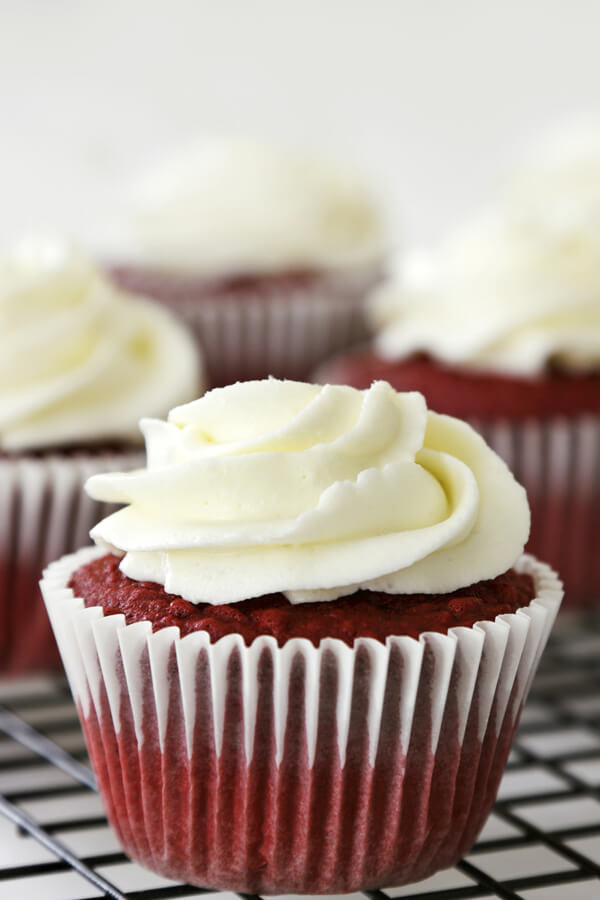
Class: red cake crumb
315,348,600,419
69,553,535,647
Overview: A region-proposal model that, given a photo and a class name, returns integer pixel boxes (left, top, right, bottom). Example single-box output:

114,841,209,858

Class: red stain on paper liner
78,638,522,893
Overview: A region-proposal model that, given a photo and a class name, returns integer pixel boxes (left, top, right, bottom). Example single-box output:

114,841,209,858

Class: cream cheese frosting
105,137,385,273
86,379,530,604
371,203,600,375
0,239,201,452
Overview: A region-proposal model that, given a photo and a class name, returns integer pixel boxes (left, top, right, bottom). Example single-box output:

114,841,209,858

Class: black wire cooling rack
0,620,600,900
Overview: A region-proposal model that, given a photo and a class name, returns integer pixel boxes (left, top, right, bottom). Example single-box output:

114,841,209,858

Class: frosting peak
87,380,530,604
0,239,201,451
106,137,385,273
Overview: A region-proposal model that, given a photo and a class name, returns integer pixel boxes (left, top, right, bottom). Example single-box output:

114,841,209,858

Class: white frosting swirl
87,380,529,604
371,202,600,375
0,239,201,452
105,137,385,273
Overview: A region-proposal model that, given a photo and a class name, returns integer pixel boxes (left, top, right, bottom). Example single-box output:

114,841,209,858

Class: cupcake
41,380,561,893
1,238,201,673
316,165,600,607
103,137,386,386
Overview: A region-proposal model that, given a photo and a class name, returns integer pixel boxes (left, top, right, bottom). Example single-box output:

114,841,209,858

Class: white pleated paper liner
109,265,380,387
0,449,143,674
468,415,600,609
41,549,562,893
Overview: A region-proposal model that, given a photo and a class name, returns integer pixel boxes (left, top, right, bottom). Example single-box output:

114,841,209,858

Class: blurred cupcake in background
316,122,600,608
0,238,201,673
103,137,387,386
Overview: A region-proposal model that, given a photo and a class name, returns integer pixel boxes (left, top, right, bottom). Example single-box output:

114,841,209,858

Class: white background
1,0,600,251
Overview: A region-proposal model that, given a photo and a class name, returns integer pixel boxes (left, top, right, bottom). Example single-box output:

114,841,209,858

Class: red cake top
69,553,535,647
316,349,600,419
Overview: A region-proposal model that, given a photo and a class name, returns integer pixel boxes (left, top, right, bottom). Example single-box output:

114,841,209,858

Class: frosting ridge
87,379,530,604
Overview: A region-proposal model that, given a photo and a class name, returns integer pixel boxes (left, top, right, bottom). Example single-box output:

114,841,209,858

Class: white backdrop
1,0,599,251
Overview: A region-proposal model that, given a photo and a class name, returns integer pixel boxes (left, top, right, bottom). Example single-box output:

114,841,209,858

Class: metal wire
0,618,599,899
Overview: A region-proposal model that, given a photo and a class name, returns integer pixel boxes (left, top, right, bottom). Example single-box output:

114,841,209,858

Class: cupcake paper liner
110,266,378,386
470,415,600,609
0,450,143,674
41,549,561,893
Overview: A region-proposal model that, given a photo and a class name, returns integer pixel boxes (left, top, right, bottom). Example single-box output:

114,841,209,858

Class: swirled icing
0,239,201,451
87,379,530,604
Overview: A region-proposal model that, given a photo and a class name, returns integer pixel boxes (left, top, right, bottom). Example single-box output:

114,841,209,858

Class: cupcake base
42,549,561,892
79,633,523,892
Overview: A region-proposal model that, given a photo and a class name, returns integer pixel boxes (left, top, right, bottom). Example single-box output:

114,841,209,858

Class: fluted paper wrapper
0,450,143,674
469,416,600,609
110,266,378,386
41,549,561,893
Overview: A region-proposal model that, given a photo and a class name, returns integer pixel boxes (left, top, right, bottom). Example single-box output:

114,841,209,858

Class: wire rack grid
0,620,599,900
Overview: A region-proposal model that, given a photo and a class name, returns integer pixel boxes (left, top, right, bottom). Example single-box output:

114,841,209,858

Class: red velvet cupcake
41,380,562,892
1,239,201,674
102,138,386,385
